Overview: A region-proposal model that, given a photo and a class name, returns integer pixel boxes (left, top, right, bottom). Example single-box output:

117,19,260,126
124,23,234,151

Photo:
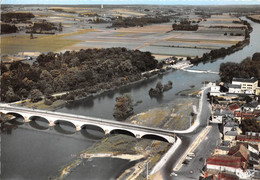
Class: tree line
219,52,260,83
111,16,170,28
1,12,35,23
172,20,198,31
1,23,18,34
26,22,61,34
1,48,158,103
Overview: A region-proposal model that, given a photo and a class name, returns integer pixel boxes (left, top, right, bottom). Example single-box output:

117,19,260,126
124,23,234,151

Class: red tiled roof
217,173,239,180
228,104,240,111
228,144,248,162
237,135,260,142
206,155,242,168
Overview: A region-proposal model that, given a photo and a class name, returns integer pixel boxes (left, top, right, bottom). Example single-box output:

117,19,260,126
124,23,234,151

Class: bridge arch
110,129,135,137
6,112,24,119
141,134,169,143
81,124,105,139
29,116,49,130
81,124,105,133
6,112,25,124
53,120,76,134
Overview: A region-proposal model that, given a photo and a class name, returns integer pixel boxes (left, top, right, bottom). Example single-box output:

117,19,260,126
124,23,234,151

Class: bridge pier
49,120,55,127
104,130,110,135
136,134,141,139
24,116,31,123
75,125,82,131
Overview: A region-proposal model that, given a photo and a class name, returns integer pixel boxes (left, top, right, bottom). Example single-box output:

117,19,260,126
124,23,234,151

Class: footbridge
0,104,177,143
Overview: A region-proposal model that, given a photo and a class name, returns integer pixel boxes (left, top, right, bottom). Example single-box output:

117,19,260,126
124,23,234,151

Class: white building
232,77,258,94
211,110,224,124
228,84,242,94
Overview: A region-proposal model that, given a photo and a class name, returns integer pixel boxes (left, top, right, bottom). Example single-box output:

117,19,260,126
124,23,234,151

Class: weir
182,68,219,74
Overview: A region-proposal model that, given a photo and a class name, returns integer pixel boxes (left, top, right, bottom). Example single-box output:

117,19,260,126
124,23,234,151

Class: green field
1,29,95,55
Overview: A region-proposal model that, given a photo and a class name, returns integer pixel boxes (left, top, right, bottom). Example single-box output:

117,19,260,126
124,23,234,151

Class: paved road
160,87,221,179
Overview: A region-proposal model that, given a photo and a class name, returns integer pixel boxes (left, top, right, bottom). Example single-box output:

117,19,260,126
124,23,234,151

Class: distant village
202,77,260,179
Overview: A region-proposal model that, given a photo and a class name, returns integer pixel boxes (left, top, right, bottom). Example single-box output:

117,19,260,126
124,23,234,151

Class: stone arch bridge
0,104,177,143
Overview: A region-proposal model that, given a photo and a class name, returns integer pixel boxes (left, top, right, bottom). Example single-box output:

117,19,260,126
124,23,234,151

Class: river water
1,17,259,180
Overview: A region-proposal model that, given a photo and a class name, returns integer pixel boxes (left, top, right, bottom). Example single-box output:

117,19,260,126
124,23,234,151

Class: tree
164,81,173,91
156,81,164,93
58,22,62,32
157,61,163,69
1,63,8,73
244,96,253,103
113,94,133,121
29,89,43,102
5,87,20,102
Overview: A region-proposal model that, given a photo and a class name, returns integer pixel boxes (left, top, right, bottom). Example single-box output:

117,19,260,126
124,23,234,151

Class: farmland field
1,29,95,55
1,7,247,59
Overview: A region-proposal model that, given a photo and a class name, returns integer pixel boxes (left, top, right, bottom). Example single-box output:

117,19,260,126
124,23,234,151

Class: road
159,87,221,179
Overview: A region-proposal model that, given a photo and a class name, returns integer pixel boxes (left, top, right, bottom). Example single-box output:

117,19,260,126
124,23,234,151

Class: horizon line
2,3,260,5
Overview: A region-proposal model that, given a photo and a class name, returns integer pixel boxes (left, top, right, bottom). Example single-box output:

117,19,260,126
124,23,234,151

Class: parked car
170,172,178,177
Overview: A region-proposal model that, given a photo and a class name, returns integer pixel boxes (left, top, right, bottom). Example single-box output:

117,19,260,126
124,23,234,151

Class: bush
1,24,18,34
113,94,134,121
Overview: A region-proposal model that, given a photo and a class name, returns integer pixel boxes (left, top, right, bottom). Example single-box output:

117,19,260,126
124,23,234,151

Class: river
1,17,259,180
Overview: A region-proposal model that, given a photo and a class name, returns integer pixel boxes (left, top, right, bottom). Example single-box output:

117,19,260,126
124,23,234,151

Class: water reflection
8,117,24,125
29,116,49,130
81,125,105,140
54,120,76,134
66,97,95,110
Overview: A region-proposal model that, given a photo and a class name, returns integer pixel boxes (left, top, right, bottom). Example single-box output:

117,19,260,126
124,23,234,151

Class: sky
1,0,260,5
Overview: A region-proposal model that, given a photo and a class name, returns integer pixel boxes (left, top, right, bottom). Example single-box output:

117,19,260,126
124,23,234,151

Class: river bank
51,134,170,180
17,66,173,111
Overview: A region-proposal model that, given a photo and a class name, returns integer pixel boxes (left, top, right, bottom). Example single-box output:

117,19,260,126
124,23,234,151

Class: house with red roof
227,144,248,163
206,155,246,174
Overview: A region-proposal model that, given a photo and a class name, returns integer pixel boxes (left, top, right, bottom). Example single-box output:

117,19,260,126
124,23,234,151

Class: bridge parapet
0,104,177,143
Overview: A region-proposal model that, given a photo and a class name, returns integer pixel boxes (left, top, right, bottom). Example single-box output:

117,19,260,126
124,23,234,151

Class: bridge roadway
0,103,177,143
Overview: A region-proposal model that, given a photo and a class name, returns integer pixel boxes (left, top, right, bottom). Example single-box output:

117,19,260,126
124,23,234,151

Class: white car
186,156,193,160
187,153,195,157
170,172,178,177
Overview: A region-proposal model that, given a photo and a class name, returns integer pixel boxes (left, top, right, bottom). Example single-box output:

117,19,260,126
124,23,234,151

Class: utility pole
147,162,149,180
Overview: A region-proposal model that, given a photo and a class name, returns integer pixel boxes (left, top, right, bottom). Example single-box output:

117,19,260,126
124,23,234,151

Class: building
228,104,240,112
206,155,246,174
236,132,260,144
242,102,258,112
210,84,221,96
227,144,248,163
211,110,225,124
228,84,242,94
232,77,258,94
256,87,260,96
